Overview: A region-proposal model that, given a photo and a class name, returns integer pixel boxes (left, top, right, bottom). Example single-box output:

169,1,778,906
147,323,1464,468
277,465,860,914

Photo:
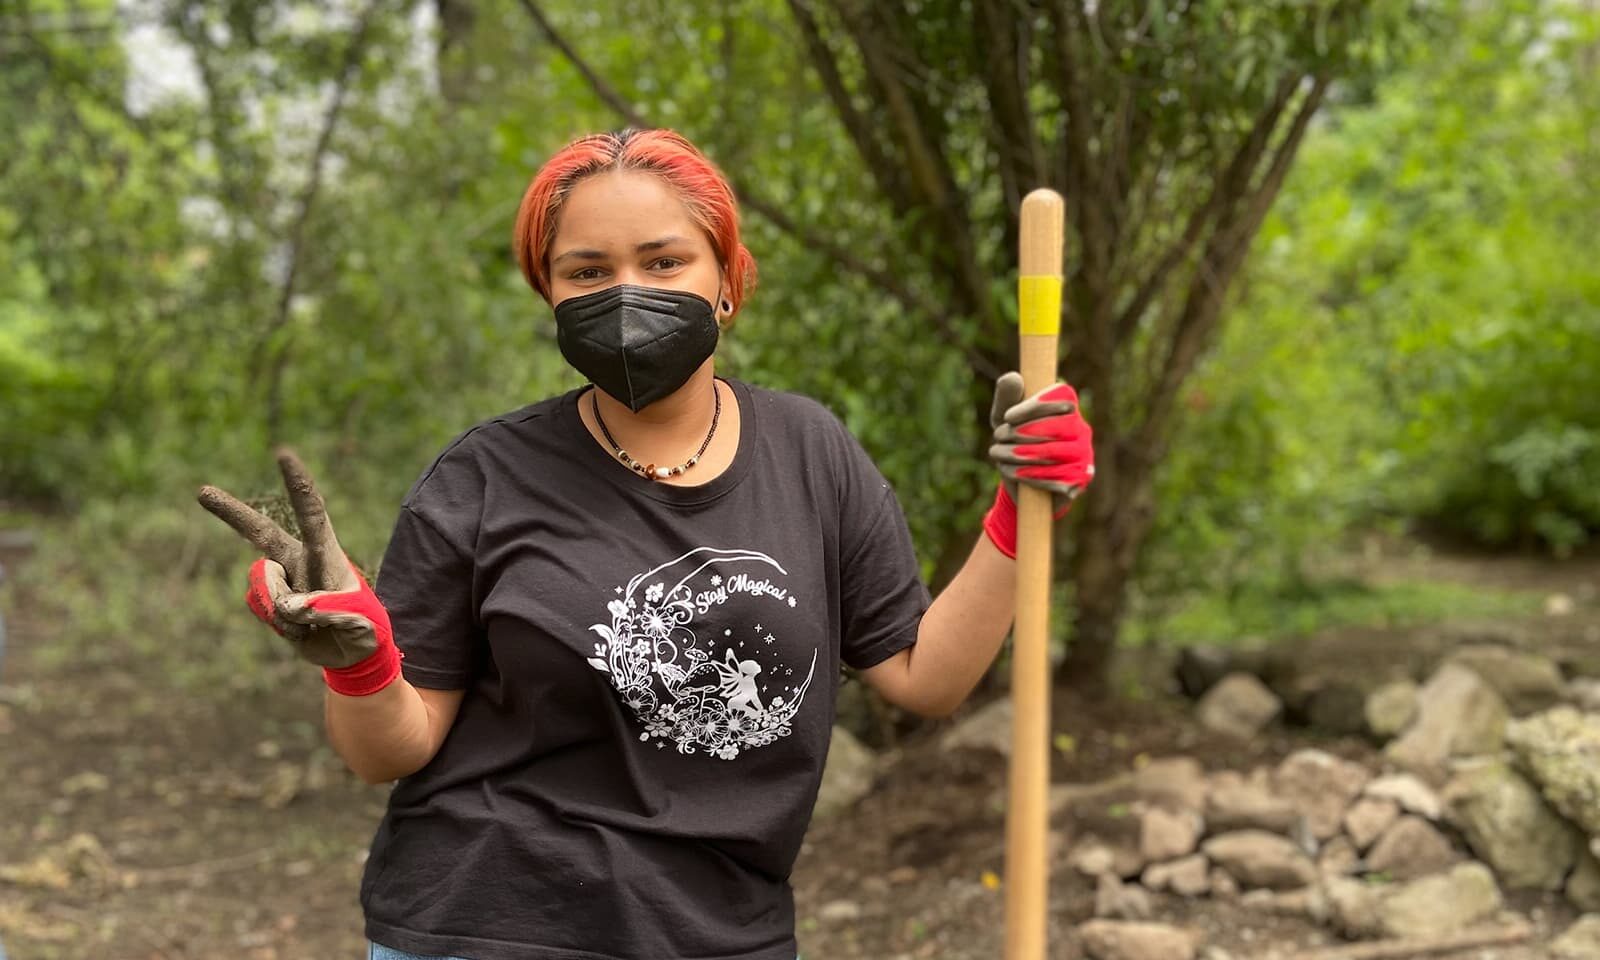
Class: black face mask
553,284,720,413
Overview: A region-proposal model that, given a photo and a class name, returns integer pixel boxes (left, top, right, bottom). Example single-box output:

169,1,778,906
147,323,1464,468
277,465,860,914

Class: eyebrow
551,235,689,266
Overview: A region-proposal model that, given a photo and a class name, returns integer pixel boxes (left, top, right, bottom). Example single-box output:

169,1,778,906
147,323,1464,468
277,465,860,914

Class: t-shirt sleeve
835,437,932,671
373,441,487,689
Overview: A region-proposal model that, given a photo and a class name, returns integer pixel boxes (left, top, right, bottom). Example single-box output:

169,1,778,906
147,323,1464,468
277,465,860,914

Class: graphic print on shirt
585,547,818,760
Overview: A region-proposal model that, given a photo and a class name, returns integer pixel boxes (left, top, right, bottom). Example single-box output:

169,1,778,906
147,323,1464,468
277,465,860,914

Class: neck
591,361,720,459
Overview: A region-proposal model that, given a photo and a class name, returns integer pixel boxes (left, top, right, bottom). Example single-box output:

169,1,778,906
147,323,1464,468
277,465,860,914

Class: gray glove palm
197,450,380,670
987,371,1092,515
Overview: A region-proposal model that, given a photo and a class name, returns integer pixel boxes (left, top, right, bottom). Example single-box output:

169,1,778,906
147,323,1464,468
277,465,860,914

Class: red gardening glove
200,449,402,697
245,555,402,696
982,372,1095,559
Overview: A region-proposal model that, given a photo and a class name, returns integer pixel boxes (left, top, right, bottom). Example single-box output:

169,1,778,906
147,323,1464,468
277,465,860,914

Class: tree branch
973,0,1044,223
737,192,1002,379
1046,0,1096,215
829,1,952,210
785,0,916,216
825,1,995,332
515,0,646,127
262,0,387,443
515,0,1001,379
1047,0,1123,386
1128,74,1328,485
1114,73,1300,344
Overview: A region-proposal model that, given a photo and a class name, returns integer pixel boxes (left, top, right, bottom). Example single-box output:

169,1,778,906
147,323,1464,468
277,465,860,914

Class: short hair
513,128,758,323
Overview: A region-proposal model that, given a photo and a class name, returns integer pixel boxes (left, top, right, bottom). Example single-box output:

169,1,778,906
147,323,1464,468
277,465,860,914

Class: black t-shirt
360,378,931,960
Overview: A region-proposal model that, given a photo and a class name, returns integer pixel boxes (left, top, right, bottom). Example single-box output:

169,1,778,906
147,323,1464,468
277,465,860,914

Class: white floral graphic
585,547,817,760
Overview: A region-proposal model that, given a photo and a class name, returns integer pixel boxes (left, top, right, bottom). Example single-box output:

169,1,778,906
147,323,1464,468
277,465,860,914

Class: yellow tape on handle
1018,275,1062,336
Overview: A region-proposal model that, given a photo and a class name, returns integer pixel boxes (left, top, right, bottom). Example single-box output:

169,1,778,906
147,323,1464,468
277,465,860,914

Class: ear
715,291,735,331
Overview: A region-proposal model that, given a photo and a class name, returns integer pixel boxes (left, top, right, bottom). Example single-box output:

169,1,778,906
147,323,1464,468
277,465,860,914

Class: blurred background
0,1,1596,957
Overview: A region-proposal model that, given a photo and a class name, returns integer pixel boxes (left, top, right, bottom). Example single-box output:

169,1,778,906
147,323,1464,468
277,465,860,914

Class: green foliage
1231,0,1600,554
1127,576,1540,650
1137,0,1599,640
13,503,295,693
1,0,1593,690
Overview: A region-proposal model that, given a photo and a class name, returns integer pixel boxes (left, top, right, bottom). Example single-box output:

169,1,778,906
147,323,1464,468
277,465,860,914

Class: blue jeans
369,945,468,960
368,945,799,960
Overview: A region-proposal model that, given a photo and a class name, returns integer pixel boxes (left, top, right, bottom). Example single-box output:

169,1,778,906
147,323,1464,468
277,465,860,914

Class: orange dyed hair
513,128,758,320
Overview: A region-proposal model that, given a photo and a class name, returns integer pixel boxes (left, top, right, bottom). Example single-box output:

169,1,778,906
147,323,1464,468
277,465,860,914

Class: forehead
551,170,705,252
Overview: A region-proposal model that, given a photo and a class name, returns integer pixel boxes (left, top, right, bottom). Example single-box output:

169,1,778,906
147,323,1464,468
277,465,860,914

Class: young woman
199,128,1093,960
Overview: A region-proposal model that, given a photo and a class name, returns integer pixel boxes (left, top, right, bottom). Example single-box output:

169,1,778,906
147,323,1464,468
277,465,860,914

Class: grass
8,499,1551,700
1125,575,1543,650
10,501,297,694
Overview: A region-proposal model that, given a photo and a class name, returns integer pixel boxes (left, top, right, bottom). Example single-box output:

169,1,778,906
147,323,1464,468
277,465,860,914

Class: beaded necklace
592,383,721,481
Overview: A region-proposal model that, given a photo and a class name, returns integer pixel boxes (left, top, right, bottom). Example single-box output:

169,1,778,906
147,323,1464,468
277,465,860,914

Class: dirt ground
1,534,1595,960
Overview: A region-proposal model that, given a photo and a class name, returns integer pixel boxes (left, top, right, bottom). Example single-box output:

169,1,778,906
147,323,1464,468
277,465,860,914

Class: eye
649,257,685,271
570,267,605,281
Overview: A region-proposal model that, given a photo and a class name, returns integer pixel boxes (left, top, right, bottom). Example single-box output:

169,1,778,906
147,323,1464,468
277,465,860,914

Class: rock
1202,830,1317,890
1547,593,1577,617
1299,681,1372,737
1342,797,1400,852
1140,808,1202,862
1051,775,1136,818
1290,816,1320,859
1078,920,1199,960
1240,886,1328,922
1209,867,1239,901
1133,757,1208,812
61,771,111,796
1273,749,1371,840
1176,646,1237,699
1445,644,1566,715
815,726,876,818
1364,815,1458,881
1095,872,1155,921
1568,849,1600,911
1069,839,1145,881
1316,835,1360,878
1443,758,1580,890
1378,862,1502,939
1196,673,1282,740
818,899,862,922
1206,777,1302,836
1364,680,1419,740
1323,876,1383,939
1567,678,1600,713
1070,843,1118,878
941,697,1012,757
1143,855,1210,897
1384,664,1508,781
1362,773,1443,820
1505,706,1600,837
1552,915,1600,959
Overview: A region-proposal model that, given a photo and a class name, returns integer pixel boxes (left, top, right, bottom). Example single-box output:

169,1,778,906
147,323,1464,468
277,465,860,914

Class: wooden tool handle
1004,188,1065,960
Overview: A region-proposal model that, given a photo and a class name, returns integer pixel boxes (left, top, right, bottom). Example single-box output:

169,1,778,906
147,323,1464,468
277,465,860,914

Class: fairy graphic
679,648,765,718
585,547,817,760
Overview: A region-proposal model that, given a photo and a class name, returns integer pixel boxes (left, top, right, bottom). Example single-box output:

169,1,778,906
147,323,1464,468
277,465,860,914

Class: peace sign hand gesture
197,449,401,694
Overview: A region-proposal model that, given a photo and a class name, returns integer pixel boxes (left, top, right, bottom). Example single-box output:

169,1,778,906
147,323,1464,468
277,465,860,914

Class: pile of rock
1063,751,1511,952
1067,646,1600,959
1183,625,1586,741
1369,652,1600,914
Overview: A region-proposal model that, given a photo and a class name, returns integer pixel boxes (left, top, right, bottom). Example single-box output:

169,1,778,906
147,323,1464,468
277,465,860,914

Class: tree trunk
1058,508,1127,698
1057,457,1157,696
434,0,477,104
